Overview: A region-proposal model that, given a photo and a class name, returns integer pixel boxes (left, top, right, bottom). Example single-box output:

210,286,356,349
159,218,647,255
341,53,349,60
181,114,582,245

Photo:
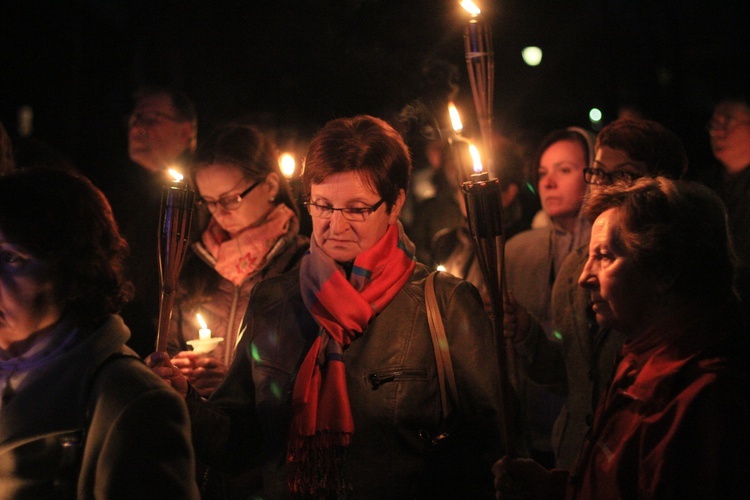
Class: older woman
167,124,308,397
506,118,689,469
150,115,506,498
495,177,750,498
0,168,198,498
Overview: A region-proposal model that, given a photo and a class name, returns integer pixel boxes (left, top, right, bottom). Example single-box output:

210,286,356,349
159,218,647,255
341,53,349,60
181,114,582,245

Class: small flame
448,103,463,134
469,144,483,173
168,168,184,182
196,313,208,330
460,0,481,17
279,153,296,178
436,264,447,272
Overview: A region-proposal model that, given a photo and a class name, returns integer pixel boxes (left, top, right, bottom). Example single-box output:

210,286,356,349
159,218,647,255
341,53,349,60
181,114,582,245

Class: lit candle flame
196,313,207,330
469,144,483,173
448,103,463,135
279,153,296,178
168,168,184,182
460,0,481,17
436,264,446,272
196,313,211,340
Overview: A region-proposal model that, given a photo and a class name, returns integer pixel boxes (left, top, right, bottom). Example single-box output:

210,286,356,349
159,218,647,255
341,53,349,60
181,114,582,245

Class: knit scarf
289,222,416,496
198,203,295,286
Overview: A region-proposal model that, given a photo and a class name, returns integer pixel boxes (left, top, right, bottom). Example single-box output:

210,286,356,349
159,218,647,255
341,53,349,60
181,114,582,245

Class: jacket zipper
368,369,428,390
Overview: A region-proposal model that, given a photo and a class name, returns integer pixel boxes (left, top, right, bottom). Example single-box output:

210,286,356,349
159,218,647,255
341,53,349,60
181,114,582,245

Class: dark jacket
0,316,199,499
564,307,750,499
516,247,626,469
188,264,507,499
168,234,309,368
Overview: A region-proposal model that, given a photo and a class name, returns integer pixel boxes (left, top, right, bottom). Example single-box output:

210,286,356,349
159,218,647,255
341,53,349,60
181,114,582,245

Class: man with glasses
102,86,198,357
706,96,750,305
504,118,688,470
127,86,197,173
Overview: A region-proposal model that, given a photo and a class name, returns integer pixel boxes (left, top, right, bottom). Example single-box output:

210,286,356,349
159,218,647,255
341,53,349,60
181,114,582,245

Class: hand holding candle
186,313,223,354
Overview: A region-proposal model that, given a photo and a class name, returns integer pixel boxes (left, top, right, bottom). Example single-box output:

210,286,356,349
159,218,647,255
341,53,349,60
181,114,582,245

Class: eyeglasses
706,116,750,134
304,199,385,221
126,111,181,129
583,167,640,186
196,180,262,213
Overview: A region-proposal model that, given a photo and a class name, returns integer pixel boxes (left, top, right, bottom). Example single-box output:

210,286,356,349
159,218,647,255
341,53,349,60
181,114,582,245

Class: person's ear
388,189,406,224
500,183,519,208
180,122,196,152
264,172,280,202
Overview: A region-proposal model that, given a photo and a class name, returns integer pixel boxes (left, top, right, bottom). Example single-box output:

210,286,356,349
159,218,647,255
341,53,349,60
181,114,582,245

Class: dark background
1,0,748,180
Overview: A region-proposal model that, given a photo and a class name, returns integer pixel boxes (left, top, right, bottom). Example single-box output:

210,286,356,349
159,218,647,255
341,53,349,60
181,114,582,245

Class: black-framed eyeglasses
126,111,181,129
196,180,262,213
583,167,640,186
706,117,750,134
304,199,385,222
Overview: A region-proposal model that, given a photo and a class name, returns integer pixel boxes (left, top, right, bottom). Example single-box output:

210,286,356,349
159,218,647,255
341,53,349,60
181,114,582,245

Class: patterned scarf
198,203,295,286
289,222,416,496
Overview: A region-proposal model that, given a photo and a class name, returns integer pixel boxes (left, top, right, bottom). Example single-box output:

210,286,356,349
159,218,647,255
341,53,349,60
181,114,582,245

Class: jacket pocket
253,361,294,402
367,368,429,390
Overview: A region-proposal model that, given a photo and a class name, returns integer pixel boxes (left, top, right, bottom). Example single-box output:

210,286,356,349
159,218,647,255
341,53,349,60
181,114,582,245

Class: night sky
2,0,748,180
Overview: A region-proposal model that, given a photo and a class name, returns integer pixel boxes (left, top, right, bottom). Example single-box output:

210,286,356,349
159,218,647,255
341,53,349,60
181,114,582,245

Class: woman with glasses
149,115,506,498
505,118,689,471
166,124,308,398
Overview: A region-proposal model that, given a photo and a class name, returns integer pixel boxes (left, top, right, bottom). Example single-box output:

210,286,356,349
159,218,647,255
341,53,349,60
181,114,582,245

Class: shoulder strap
425,271,461,419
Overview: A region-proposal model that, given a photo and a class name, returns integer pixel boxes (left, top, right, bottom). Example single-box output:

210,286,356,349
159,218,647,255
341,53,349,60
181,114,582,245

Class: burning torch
155,169,195,353
460,0,518,457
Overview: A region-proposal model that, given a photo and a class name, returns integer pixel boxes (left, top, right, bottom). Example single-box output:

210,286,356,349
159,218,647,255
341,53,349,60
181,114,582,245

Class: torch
154,169,195,352
462,0,494,171
460,0,518,457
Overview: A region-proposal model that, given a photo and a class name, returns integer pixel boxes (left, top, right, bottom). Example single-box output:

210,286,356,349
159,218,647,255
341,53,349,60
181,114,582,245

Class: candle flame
168,168,184,182
436,264,447,272
279,153,296,178
469,144,483,173
448,103,463,134
460,0,481,17
196,313,208,330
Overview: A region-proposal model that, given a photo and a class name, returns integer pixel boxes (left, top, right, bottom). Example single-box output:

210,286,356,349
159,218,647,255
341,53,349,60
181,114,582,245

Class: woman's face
0,231,63,350
310,171,404,263
537,140,588,230
195,163,278,237
578,208,658,337
590,146,648,190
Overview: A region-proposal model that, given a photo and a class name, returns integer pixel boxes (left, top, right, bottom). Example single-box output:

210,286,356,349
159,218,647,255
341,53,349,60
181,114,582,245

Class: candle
196,313,212,340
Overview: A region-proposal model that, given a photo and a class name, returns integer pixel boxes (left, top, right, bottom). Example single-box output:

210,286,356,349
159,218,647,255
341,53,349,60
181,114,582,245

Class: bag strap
425,271,461,419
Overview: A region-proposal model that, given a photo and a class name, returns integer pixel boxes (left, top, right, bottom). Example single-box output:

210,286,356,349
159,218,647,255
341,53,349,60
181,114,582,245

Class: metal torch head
158,182,195,292
461,177,503,239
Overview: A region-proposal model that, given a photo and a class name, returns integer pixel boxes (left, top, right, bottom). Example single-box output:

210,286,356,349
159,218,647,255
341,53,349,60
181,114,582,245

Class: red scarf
289,222,416,495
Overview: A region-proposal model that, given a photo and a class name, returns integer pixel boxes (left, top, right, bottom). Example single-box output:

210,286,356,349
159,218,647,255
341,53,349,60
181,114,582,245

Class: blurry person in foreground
0,168,198,499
